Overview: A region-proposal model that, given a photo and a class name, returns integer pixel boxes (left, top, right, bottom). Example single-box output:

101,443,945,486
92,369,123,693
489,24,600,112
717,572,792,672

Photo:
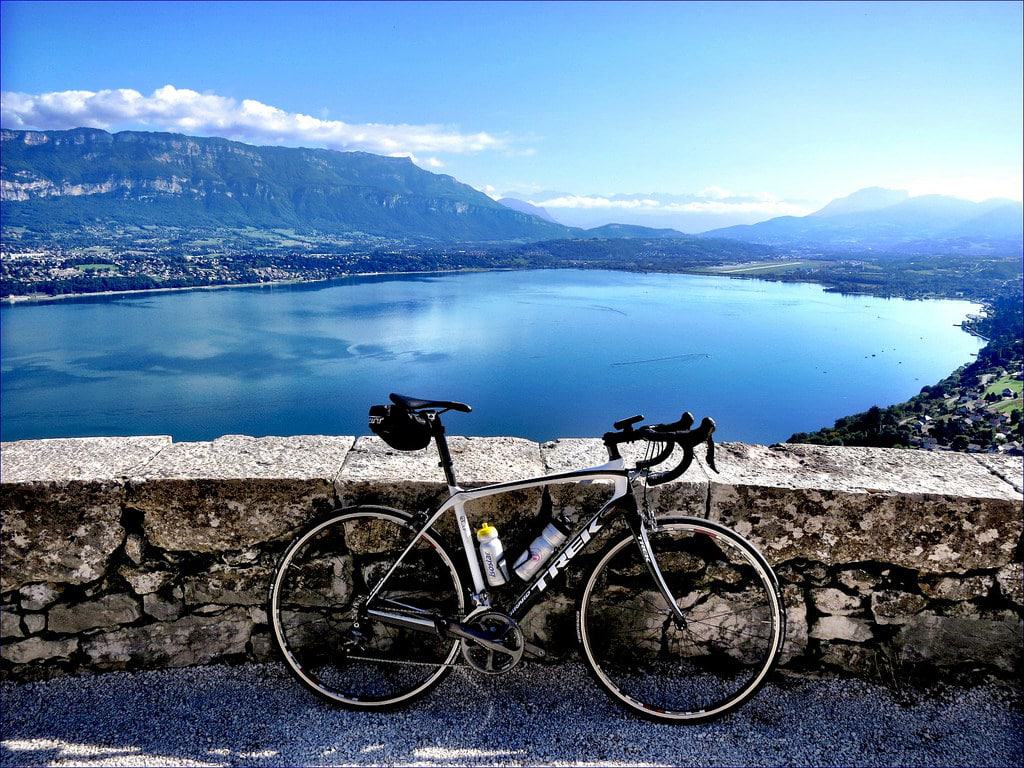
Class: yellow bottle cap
476,521,497,540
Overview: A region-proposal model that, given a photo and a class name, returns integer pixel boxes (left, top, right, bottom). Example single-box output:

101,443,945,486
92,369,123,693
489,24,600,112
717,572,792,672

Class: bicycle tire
577,516,785,723
269,505,465,710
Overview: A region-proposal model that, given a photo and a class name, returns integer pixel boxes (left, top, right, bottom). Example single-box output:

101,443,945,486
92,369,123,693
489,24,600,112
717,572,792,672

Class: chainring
459,610,525,675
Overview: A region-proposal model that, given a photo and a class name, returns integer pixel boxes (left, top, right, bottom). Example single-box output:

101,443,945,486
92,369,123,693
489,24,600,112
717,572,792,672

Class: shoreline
0,267,517,305
0,265,989,309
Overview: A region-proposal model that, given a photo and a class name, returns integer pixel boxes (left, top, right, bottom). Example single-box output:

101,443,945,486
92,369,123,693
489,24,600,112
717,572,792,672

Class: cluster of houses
905,371,1022,455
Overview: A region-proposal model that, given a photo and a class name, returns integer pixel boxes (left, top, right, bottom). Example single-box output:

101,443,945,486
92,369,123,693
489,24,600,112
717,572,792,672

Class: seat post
429,415,458,488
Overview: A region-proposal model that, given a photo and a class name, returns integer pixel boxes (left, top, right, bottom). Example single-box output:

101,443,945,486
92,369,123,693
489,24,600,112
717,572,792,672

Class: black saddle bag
368,404,433,451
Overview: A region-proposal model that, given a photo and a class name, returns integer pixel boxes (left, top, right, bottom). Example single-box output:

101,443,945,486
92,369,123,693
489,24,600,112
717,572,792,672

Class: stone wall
1,435,1021,683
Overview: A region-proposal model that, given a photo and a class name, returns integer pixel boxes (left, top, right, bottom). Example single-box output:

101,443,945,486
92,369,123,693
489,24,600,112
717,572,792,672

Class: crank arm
453,621,545,659
522,640,547,660
444,620,513,654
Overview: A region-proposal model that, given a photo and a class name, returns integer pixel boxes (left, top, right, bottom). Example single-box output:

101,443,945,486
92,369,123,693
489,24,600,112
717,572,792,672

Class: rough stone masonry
0,435,1021,682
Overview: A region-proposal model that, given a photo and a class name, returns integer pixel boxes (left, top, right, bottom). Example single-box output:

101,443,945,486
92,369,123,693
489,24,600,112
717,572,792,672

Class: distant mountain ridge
583,223,686,238
0,128,575,241
9,130,1010,253
703,187,1023,255
0,128,706,243
498,197,558,223
809,187,909,218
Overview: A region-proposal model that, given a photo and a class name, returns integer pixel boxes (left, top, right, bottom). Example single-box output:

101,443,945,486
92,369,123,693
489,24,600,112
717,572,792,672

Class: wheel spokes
581,523,782,720
273,511,464,706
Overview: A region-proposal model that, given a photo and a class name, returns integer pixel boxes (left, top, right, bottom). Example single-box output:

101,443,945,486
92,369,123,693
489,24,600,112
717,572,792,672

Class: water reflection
1,270,982,443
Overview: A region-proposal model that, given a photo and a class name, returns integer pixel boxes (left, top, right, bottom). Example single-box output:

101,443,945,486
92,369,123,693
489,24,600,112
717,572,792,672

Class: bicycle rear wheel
577,516,785,723
270,507,465,709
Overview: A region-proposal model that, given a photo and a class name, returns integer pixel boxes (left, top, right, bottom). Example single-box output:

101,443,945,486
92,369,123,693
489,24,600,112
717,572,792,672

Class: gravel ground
1,662,1021,767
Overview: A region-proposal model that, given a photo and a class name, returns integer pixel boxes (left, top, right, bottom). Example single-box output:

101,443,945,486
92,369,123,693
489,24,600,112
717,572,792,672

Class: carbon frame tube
507,492,633,621
363,468,688,637
506,492,687,623
365,462,630,607
364,491,636,636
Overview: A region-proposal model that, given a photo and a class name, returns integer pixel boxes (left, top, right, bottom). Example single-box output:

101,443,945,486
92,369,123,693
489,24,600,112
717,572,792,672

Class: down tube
507,494,633,621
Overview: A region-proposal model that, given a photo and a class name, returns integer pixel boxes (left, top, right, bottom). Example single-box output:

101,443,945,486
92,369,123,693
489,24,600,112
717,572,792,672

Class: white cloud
658,199,809,216
530,192,810,217
0,85,506,157
697,185,732,200
386,152,445,169
532,195,662,210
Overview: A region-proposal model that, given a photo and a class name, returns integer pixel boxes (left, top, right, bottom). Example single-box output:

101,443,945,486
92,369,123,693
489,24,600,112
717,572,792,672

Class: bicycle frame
364,455,688,635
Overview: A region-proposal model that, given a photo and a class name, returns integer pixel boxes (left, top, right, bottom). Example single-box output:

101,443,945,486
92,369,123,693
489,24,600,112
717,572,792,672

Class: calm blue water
0,270,982,444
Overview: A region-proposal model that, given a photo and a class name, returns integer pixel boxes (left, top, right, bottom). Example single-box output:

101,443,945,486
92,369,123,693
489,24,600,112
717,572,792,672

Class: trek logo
534,517,603,592
509,515,606,615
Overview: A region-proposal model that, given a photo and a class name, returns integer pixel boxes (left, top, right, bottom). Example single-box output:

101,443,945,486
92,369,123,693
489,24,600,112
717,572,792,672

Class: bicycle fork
623,496,689,625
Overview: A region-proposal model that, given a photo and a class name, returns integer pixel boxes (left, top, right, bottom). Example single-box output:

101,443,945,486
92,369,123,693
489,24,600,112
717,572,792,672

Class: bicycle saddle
389,392,473,413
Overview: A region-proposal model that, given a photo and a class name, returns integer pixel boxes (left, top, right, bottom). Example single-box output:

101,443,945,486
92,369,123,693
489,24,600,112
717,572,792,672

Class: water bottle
513,520,569,581
476,522,508,587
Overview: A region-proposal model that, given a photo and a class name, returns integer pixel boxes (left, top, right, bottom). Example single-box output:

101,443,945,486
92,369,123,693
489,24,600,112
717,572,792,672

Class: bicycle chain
342,653,469,669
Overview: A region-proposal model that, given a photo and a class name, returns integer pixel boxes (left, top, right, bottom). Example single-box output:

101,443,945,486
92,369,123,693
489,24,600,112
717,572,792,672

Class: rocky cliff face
0,129,573,241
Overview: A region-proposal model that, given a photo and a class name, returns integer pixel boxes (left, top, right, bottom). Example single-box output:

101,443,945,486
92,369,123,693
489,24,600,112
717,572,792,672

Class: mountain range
1,128,1019,255
0,128,684,242
703,187,1023,255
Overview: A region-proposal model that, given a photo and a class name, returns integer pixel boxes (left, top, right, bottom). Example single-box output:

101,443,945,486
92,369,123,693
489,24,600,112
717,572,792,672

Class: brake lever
706,437,718,473
652,411,694,433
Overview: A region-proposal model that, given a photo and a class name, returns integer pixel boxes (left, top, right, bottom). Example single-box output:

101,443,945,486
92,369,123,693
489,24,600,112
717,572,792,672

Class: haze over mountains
1,128,1020,256
703,187,1023,255
496,197,558,223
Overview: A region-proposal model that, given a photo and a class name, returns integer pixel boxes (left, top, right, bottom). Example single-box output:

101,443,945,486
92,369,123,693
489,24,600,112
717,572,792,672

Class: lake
0,269,983,445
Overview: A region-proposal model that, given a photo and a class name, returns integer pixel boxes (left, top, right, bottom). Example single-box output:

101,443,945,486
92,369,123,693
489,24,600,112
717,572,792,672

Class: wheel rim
580,521,783,720
271,511,464,706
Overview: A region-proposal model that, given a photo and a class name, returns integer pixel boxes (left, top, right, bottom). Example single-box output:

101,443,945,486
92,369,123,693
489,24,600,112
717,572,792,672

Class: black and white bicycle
269,393,785,723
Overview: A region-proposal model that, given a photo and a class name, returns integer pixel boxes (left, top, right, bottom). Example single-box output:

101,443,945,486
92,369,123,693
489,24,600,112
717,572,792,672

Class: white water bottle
476,522,508,587
513,521,568,581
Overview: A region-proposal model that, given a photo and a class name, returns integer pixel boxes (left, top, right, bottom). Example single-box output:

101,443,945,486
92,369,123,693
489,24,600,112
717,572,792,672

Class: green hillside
0,128,574,242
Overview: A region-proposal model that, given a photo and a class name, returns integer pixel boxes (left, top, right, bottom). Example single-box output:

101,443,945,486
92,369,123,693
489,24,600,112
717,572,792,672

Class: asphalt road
1,662,1021,767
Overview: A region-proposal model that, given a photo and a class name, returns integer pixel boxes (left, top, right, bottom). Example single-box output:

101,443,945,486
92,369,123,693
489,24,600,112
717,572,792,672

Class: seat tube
430,418,487,593
453,496,487,593
430,418,458,488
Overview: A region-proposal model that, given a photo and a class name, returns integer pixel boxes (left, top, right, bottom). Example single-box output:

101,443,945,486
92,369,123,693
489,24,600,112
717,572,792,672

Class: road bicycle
269,393,786,723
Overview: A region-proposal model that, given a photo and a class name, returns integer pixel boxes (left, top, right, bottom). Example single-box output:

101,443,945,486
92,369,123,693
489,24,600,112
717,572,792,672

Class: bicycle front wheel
270,506,465,709
578,516,785,723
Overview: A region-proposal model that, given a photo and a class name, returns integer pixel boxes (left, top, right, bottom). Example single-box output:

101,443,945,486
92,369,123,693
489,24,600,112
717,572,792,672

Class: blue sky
1,1,1021,230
